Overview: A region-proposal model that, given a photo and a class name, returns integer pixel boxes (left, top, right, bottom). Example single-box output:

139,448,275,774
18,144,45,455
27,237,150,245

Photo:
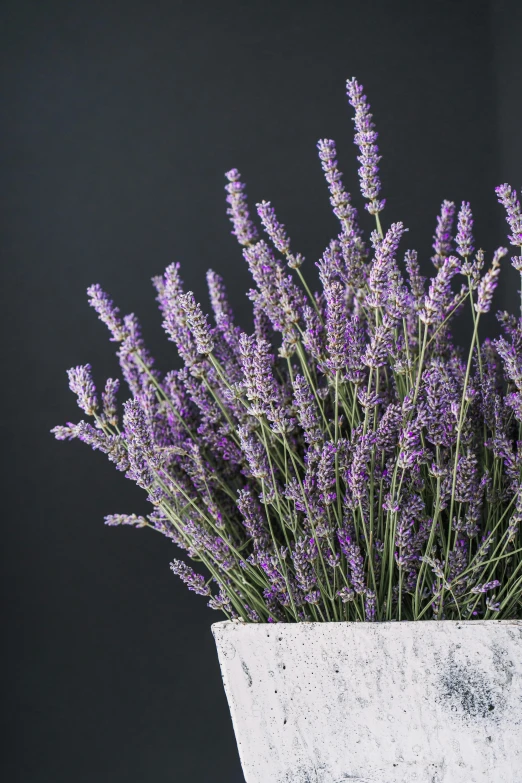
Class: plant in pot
53,78,522,782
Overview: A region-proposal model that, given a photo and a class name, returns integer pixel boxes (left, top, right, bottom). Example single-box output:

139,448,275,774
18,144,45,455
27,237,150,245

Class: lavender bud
102,378,120,426
431,200,455,269
470,580,501,594
475,247,507,314
256,200,304,269
179,292,215,355
170,559,211,596
485,596,501,612
67,364,98,416
324,280,348,372
87,284,127,342
496,183,522,247
455,201,474,259
336,585,355,603
292,374,322,447
225,168,259,246
419,255,460,325
317,139,360,236
104,514,147,528
346,77,385,214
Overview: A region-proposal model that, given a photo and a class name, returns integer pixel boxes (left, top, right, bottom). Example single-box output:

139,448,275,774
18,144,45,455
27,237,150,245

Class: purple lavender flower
208,587,233,614
345,431,375,509
316,139,360,236
470,580,501,594
55,76,522,624
337,527,366,594
206,269,236,336
431,200,455,268
54,420,129,472
292,374,322,447
87,284,127,341
123,399,157,490
237,487,269,544
454,451,479,503
304,590,321,605
67,364,98,416
225,168,259,246
485,596,501,612
238,425,270,480
475,247,507,314
50,422,79,441
345,315,367,384
420,362,458,447
243,240,304,348
366,222,406,310
317,240,343,288
239,334,276,416
105,514,148,528
302,304,325,364
292,536,318,593
397,422,427,470
336,585,355,603
170,559,211,596
101,378,120,426
346,77,385,215
117,313,159,394
324,280,348,373
455,201,474,259
496,184,522,247
317,442,337,505
256,200,304,269
362,319,394,369
419,255,460,325
364,589,376,622
405,249,426,311
160,264,201,370
179,292,215,355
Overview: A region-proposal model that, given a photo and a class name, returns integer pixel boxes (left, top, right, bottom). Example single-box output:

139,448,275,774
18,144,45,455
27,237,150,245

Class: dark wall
1,1,519,781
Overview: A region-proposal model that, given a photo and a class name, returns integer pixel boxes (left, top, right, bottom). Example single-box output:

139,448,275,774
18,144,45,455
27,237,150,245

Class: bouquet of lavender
53,78,522,623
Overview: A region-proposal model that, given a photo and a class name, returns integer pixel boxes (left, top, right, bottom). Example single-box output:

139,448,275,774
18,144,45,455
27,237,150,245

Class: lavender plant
53,78,522,623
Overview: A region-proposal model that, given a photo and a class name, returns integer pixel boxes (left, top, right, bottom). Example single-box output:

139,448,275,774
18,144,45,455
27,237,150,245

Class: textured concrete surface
212,621,522,783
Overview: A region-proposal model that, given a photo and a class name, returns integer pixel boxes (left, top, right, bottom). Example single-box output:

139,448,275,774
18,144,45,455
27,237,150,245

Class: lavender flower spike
179,292,215,355
256,200,304,269
170,559,211,596
67,364,98,416
316,139,359,236
346,77,385,215
102,378,120,426
455,201,474,259
206,269,234,328
105,514,147,528
225,168,259,247
324,280,347,372
87,284,127,342
419,255,459,325
496,184,522,247
431,200,455,269
475,247,507,314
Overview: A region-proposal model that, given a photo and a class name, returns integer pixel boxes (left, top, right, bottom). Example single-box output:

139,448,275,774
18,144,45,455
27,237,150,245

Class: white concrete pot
212,620,522,783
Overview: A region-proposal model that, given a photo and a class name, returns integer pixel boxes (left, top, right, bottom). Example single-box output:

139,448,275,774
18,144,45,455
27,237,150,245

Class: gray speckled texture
212,621,522,783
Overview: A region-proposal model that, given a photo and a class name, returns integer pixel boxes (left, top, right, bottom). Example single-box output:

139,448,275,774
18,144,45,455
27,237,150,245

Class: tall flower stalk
53,78,522,623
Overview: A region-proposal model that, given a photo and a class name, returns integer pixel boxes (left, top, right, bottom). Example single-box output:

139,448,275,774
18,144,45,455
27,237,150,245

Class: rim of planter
213,618,522,627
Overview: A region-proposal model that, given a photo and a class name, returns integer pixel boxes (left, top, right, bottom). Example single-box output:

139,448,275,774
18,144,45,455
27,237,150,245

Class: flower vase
212,620,522,783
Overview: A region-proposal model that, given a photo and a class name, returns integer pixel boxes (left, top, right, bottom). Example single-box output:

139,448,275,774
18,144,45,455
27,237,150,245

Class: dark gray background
2,1,521,780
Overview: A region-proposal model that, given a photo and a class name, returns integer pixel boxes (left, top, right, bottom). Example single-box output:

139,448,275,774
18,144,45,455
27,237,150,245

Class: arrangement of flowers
53,78,522,623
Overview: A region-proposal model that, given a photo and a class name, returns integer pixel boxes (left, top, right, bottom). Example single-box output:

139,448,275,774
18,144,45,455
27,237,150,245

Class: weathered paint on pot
212,620,522,783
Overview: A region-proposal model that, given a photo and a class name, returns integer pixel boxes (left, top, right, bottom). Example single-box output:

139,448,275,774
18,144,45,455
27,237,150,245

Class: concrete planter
212,620,522,783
